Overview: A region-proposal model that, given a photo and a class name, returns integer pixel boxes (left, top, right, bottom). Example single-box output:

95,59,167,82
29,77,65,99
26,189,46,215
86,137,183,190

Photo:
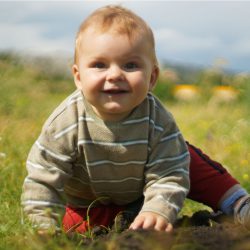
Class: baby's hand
129,211,173,232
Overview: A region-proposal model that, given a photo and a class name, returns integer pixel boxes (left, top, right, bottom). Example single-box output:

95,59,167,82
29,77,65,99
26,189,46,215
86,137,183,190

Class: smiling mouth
102,89,129,94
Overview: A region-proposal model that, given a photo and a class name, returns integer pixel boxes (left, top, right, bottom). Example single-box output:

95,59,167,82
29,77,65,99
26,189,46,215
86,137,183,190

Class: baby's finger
129,216,144,230
165,223,173,233
154,218,167,231
141,216,155,230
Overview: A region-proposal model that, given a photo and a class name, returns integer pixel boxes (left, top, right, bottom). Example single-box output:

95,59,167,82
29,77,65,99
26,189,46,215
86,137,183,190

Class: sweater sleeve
21,125,75,231
140,110,190,224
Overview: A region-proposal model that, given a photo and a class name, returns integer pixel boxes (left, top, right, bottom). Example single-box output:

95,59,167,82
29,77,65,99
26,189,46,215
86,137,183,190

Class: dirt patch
81,211,250,250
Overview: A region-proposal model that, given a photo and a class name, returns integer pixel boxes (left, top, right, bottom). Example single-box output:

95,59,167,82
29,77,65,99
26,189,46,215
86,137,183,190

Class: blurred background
1,1,250,102
1,1,250,72
0,2,250,248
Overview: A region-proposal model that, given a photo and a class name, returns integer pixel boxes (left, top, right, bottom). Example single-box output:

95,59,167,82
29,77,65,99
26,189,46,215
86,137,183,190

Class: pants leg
187,142,239,210
62,198,143,234
63,204,125,233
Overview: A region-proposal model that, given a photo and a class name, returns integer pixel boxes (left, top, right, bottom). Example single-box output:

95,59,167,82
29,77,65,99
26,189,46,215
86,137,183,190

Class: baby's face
73,28,158,121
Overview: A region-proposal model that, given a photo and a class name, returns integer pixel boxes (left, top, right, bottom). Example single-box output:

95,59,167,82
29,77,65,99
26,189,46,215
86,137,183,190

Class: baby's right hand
129,211,173,232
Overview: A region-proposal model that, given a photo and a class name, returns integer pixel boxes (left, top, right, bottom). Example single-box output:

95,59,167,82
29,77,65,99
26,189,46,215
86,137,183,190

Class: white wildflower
0,152,6,158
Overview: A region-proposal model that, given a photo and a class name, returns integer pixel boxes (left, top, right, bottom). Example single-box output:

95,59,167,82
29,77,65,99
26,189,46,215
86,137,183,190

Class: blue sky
1,1,250,73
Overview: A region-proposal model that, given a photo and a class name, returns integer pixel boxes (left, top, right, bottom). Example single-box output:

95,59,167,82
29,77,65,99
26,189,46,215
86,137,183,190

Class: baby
22,5,250,235
21,5,190,233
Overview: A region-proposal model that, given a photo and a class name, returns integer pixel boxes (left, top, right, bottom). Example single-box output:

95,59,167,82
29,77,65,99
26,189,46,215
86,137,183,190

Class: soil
80,210,250,250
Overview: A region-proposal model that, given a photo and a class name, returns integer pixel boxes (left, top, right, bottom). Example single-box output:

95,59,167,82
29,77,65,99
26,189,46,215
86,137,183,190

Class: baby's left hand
129,211,173,232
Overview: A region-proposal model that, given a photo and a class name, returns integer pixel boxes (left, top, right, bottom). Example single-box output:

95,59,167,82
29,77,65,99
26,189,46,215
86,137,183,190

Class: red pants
63,142,238,233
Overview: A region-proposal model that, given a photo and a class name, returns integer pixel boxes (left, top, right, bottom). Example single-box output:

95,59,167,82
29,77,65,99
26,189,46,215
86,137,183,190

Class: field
0,53,250,249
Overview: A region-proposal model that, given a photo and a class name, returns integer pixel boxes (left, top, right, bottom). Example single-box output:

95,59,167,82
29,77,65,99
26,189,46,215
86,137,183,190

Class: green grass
0,53,249,249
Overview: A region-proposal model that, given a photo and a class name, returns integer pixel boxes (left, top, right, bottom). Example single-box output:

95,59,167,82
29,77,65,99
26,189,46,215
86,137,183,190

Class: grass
0,53,249,249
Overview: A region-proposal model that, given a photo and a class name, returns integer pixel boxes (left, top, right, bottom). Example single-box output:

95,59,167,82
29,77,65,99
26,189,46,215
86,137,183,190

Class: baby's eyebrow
123,55,143,61
90,56,106,61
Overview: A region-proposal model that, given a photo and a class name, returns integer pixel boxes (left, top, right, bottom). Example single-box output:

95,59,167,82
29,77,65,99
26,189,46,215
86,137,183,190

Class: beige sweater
21,90,190,230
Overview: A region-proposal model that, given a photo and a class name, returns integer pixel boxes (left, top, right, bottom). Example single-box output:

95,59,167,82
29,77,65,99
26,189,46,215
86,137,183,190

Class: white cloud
0,22,72,54
0,1,250,72
229,39,250,57
155,28,221,53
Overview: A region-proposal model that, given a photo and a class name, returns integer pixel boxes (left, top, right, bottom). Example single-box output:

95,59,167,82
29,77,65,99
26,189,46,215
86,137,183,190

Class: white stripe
27,161,69,175
148,94,159,108
122,117,149,125
156,195,180,212
38,223,61,231
146,167,189,176
69,90,82,99
87,160,146,167
146,165,189,178
91,177,143,183
148,95,154,101
70,176,89,185
149,119,164,132
54,123,78,139
151,183,189,194
151,165,189,177
22,200,65,208
24,177,35,183
71,149,77,157
160,131,181,142
122,116,163,132
49,92,82,134
35,141,72,162
54,117,94,139
38,223,53,229
78,116,94,122
78,139,148,147
95,190,139,194
172,168,189,175
27,161,45,170
66,96,83,107
24,177,64,192
56,187,64,192
146,152,190,168
66,91,82,105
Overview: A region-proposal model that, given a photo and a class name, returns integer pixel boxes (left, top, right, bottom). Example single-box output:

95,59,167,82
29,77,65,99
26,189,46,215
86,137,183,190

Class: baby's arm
21,127,73,233
129,211,173,232
139,103,190,228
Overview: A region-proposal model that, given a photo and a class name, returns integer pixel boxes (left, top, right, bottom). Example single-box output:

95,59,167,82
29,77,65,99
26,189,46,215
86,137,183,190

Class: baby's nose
106,65,124,82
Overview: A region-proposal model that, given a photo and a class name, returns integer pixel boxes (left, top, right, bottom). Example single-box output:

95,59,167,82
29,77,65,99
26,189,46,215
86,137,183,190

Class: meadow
0,52,249,249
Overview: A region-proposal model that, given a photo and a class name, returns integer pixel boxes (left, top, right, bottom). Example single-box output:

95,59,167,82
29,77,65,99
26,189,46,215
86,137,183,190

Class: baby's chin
93,104,133,122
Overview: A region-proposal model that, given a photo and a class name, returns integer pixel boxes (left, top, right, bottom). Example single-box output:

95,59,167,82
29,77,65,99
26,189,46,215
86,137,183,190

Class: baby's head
72,6,159,121
74,5,158,66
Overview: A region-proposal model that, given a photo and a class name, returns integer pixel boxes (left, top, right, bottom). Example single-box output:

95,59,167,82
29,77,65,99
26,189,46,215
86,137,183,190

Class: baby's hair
74,5,157,65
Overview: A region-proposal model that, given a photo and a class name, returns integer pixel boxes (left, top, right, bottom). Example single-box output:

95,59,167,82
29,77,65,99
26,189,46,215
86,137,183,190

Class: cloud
0,1,250,72
0,22,73,55
154,28,222,67
229,39,250,57
155,28,221,53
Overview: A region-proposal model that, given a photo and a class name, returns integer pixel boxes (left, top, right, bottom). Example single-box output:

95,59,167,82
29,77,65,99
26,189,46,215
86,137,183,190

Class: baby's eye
92,62,106,69
124,62,138,70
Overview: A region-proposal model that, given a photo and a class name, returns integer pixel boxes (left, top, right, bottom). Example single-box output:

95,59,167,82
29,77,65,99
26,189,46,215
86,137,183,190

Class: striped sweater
21,90,190,230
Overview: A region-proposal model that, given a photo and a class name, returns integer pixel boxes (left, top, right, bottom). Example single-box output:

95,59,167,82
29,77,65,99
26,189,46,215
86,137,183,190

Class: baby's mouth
102,89,128,94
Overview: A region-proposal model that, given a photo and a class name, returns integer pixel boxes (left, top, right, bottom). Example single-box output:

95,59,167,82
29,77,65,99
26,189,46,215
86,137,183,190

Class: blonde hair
74,5,157,65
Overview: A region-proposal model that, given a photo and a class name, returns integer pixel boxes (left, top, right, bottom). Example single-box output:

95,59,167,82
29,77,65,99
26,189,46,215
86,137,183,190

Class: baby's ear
72,64,82,90
149,65,159,91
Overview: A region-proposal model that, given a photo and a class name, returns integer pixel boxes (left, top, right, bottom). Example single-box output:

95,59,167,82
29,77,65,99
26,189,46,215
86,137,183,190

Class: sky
1,1,250,73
